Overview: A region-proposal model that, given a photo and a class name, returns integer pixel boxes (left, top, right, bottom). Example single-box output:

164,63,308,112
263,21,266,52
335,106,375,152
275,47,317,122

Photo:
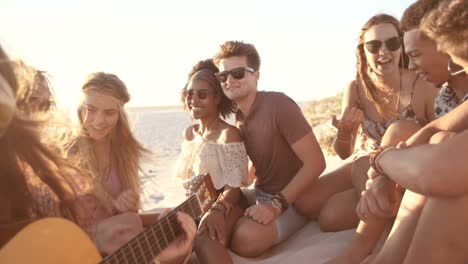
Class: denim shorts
241,187,307,244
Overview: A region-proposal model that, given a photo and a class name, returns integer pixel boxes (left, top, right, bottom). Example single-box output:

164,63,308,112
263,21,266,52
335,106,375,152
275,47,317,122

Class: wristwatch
270,198,283,213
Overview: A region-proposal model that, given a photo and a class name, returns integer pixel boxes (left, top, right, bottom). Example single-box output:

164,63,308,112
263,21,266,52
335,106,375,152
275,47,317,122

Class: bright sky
1,0,415,109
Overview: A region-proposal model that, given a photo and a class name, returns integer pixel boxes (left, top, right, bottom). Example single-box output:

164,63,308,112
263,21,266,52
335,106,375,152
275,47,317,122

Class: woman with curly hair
421,0,468,71
174,59,248,264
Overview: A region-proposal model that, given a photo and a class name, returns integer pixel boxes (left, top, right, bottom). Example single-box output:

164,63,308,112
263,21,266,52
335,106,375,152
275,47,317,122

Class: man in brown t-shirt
213,40,326,257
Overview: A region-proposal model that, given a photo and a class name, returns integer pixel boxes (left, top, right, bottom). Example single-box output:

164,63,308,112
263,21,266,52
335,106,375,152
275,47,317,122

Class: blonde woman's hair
72,72,149,211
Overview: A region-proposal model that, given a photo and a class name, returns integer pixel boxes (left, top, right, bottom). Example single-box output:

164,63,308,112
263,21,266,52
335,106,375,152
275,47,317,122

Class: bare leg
318,155,370,232
230,216,277,258
194,206,244,264
327,218,387,264
330,120,421,263
372,191,426,264
403,195,468,264
318,189,360,231
295,162,353,219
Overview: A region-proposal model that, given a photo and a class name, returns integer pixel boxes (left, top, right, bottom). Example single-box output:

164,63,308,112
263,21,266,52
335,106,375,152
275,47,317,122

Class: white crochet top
174,138,248,191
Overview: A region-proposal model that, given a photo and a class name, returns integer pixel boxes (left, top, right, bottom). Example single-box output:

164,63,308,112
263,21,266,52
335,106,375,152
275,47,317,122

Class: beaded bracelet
369,146,395,176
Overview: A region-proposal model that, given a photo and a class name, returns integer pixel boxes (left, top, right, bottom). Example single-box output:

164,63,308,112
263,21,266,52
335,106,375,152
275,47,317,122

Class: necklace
184,117,219,196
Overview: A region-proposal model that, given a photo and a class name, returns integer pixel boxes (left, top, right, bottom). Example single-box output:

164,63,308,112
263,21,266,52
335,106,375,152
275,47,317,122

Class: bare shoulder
182,125,197,141
345,80,358,93
219,124,242,144
342,79,360,110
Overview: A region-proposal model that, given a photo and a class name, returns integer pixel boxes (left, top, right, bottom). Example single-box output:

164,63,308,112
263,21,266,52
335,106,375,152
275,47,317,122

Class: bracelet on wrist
210,202,227,215
369,146,395,176
216,194,233,216
271,192,289,213
336,131,353,143
270,199,283,214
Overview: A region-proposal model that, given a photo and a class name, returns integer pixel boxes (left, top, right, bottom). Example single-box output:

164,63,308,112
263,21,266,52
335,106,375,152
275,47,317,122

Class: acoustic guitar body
0,173,217,264
0,218,102,264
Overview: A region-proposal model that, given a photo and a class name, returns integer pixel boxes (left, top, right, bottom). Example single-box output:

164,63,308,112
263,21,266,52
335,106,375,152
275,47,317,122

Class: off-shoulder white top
174,137,248,191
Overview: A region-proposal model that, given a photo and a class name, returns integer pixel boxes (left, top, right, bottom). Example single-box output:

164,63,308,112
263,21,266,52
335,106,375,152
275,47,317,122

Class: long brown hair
73,72,149,211
0,48,78,223
356,14,406,120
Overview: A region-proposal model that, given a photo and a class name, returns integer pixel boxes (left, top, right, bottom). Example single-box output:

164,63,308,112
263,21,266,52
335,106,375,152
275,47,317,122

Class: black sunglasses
448,59,466,77
186,89,214,100
216,67,255,83
364,36,401,54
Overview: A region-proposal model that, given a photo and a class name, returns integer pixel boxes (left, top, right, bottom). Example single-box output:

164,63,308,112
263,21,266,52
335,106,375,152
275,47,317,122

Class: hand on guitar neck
0,173,218,264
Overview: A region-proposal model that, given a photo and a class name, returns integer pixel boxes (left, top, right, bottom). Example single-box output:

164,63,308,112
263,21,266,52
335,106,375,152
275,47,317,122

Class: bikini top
357,75,418,144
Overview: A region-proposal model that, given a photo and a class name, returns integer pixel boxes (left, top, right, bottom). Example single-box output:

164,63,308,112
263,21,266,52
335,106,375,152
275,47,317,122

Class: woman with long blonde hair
69,72,149,216
0,56,197,261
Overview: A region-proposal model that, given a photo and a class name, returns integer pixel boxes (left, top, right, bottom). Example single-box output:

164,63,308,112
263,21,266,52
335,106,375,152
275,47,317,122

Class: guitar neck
100,194,202,264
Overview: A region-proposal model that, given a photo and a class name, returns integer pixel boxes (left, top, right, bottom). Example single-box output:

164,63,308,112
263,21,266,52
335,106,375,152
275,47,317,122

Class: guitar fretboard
100,194,202,264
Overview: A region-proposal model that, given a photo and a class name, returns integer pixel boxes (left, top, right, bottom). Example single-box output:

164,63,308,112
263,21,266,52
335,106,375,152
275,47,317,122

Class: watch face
271,199,282,210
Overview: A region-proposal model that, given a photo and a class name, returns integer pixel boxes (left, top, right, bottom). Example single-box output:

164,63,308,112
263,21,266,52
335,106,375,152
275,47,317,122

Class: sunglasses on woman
186,89,213,100
448,59,466,77
216,67,255,83
364,36,401,54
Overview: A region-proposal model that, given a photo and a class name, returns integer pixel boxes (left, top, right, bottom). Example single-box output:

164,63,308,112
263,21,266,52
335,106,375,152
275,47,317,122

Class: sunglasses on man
186,89,214,100
448,59,466,77
216,67,255,83
364,36,401,54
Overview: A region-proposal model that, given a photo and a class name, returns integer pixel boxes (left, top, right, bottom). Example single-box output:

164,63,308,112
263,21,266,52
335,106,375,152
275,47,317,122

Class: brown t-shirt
236,91,312,194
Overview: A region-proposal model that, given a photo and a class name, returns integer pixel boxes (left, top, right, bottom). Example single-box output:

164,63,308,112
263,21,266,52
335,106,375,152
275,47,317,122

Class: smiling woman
175,58,248,264
67,72,150,216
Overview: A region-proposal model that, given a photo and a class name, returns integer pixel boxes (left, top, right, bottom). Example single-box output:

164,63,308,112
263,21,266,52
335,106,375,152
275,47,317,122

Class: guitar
0,173,218,264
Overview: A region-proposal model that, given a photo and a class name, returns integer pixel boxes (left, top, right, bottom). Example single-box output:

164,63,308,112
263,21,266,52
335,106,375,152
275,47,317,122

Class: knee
429,131,456,144
382,120,421,146
350,157,370,188
318,206,344,232
230,225,265,258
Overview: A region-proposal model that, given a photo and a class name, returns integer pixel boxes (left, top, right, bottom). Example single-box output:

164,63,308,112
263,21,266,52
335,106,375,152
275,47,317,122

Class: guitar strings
101,195,203,264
